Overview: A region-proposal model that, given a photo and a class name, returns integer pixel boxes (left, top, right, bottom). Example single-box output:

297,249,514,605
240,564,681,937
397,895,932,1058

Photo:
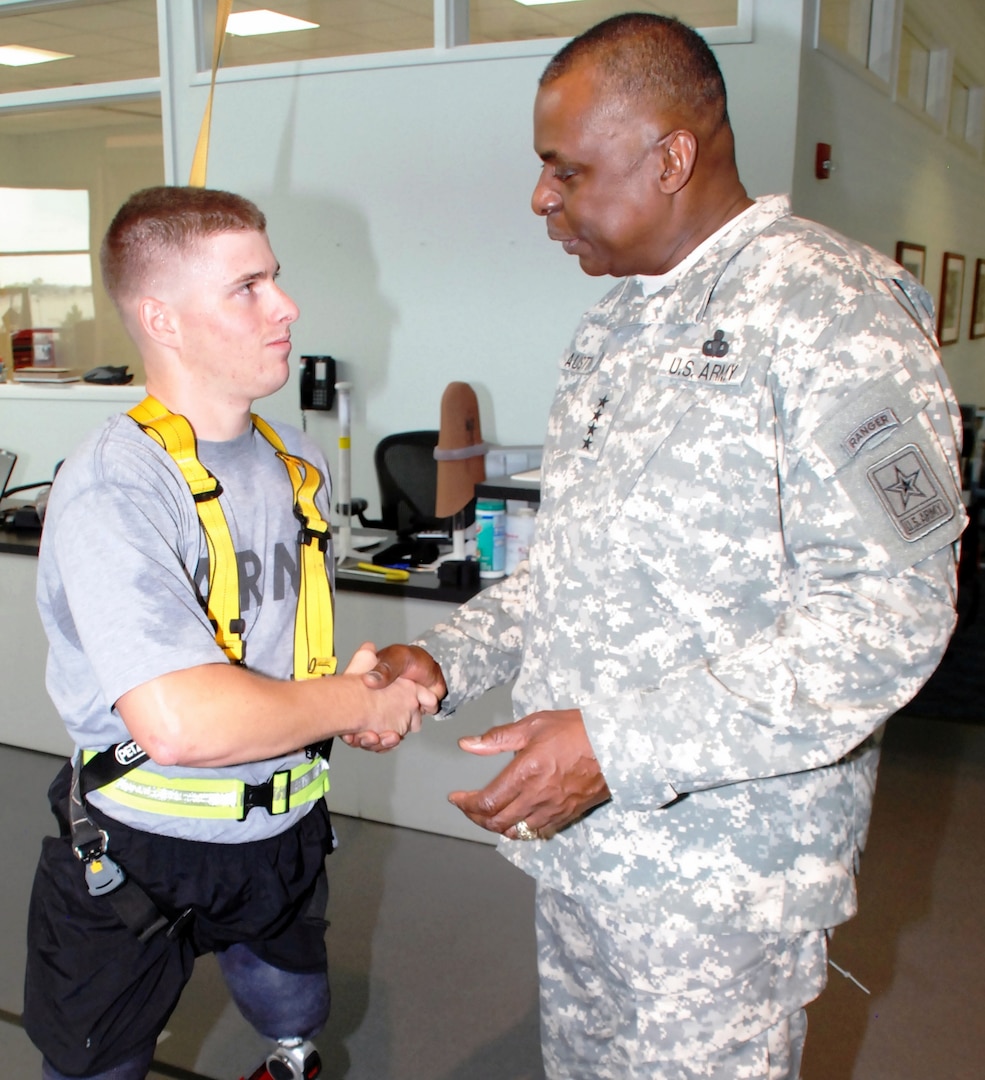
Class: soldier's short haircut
100,185,266,309
541,13,729,130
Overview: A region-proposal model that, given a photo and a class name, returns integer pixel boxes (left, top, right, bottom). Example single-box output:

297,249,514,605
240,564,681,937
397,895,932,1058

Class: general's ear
655,129,698,194
135,296,179,348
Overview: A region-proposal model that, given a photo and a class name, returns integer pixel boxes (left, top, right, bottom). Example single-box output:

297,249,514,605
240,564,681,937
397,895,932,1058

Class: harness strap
126,396,337,677
69,755,178,943
251,414,337,680
128,396,245,663
82,749,330,820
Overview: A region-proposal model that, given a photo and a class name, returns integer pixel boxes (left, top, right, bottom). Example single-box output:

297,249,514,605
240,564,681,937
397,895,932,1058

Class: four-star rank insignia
581,394,610,451
867,443,957,541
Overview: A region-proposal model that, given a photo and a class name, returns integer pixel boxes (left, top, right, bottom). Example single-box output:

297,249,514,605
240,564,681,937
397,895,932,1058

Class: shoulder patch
867,443,958,542
844,409,900,457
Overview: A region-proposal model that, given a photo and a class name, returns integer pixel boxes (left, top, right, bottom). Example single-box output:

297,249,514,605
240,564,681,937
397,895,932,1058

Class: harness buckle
72,827,108,864
192,477,222,503
240,770,291,820
297,523,329,552
84,853,127,897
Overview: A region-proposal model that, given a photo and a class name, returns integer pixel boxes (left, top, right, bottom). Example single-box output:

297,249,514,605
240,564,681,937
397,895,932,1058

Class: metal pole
334,380,352,562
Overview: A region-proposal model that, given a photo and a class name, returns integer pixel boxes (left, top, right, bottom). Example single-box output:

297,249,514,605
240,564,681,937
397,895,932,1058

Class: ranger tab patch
867,443,957,541
844,408,899,457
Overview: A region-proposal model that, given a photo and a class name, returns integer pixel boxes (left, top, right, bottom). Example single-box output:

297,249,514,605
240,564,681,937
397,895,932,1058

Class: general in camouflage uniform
366,15,967,1080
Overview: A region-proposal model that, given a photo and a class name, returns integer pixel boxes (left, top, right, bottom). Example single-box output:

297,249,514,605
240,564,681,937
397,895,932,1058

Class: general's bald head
540,13,729,138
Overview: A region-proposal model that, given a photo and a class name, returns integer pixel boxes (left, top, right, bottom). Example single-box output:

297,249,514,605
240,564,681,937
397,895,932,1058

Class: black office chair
351,430,444,536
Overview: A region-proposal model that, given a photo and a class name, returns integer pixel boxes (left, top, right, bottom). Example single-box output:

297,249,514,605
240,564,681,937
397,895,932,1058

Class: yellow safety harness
128,395,337,680
77,396,337,822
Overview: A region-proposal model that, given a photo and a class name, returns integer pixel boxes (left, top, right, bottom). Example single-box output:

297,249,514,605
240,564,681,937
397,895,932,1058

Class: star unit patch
867,443,957,541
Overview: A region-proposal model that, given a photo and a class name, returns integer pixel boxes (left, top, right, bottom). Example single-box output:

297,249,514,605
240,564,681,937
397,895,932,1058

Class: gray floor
1,715,982,1079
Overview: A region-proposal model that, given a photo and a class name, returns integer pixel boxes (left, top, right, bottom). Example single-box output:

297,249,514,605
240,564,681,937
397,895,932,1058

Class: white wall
162,0,804,514
793,0,985,407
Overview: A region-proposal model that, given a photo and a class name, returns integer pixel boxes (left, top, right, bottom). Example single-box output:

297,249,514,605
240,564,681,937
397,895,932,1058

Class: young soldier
24,186,439,1080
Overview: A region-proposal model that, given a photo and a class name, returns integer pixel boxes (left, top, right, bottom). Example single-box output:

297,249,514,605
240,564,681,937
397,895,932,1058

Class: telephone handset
300,355,337,411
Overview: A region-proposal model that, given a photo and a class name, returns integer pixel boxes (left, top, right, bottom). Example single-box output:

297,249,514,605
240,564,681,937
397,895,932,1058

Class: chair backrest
374,430,441,535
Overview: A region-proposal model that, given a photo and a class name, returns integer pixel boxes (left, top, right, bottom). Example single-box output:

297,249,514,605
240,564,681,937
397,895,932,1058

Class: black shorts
24,761,334,1076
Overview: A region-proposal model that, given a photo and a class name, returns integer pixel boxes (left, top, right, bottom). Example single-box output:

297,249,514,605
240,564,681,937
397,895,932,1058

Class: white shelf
0,380,145,403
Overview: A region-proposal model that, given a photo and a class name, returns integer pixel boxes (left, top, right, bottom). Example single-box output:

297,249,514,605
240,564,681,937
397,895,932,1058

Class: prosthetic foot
241,1039,321,1080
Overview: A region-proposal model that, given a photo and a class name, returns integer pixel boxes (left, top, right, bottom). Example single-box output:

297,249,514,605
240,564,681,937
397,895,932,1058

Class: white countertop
0,380,145,403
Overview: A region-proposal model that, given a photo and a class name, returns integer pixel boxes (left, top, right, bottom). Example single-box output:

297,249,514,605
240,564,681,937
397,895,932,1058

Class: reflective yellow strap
128,396,244,663
252,415,337,679
82,753,330,819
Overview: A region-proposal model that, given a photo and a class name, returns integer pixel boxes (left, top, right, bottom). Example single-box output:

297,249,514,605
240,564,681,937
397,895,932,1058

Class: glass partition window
0,0,159,94
949,72,970,140
466,0,740,46
2,1,750,85
214,0,435,68
818,0,874,67
0,188,91,368
816,0,898,84
898,23,930,110
0,102,164,378
895,12,949,127
946,65,984,154
203,0,743,69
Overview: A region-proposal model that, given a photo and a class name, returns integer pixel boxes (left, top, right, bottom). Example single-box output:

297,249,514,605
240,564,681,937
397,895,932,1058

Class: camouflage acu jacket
417,194,966,933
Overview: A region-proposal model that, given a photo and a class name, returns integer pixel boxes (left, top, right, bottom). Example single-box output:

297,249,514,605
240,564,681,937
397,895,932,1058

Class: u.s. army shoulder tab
867,443,957,541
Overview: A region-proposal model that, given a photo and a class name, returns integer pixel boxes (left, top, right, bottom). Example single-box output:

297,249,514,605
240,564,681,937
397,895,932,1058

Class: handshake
340,642,446,753
333,643,611,843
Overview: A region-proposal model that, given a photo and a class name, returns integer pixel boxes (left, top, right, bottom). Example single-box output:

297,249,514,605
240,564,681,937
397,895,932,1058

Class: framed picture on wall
971,259,985,341
895,241,927,282
938,252,965,347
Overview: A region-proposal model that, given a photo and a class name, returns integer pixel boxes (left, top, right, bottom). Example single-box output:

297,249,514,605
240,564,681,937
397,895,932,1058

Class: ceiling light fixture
225,9,319,36
512,0,587,6
0,45,73,67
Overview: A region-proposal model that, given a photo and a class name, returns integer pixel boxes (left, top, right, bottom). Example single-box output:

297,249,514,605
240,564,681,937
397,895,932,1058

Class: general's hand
362,644,447,701
344,644,447,751
448,709,611,839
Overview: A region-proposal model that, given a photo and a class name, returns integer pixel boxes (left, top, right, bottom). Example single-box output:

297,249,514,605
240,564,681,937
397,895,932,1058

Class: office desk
0,535,512,844
475,475,541,506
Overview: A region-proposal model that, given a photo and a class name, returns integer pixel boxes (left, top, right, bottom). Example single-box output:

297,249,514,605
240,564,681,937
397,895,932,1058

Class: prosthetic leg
241,1038,322,1080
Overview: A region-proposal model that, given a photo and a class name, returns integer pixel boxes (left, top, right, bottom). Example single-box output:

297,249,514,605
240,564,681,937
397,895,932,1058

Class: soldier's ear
137,296,179,348
655,130,697,194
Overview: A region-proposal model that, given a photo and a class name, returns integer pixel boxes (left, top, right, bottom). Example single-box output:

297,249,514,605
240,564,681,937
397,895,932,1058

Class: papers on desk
510,468,541,482
13,367,81,383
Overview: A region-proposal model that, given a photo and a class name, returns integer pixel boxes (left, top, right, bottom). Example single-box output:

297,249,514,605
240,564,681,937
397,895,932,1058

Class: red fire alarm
815,143,833,180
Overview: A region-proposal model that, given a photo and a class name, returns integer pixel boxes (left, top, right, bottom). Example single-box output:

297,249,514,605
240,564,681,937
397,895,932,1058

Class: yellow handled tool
354,562,410,582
